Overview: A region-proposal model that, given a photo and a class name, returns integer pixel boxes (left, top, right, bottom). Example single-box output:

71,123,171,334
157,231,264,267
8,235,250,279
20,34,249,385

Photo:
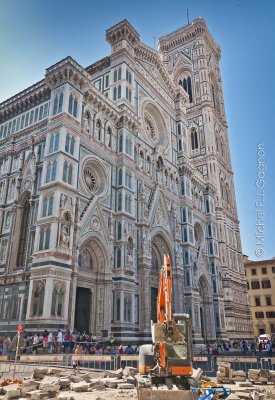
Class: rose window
84,168,98,192
144,112,157,142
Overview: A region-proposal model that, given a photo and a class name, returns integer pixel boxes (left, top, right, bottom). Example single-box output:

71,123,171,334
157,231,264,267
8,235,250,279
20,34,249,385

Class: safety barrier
71,355,116,370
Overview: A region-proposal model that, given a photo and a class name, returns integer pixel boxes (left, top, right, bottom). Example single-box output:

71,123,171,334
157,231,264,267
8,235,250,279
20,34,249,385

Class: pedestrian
125,344,134,354
259,341,263,354
74,344,81,373
48,331,55,353
56,329,63,353
118,344,124,355
266,341,272,356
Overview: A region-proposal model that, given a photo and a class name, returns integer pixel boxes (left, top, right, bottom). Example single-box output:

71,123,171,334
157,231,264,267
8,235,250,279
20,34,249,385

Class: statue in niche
84,113,90,133
0,241,7,263
126,237,134,268
80,249,91,268
60,224,70,247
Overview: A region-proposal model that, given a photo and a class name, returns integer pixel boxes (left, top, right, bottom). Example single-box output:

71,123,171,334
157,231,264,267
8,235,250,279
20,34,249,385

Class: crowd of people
0,330,140,356
209,337,275,358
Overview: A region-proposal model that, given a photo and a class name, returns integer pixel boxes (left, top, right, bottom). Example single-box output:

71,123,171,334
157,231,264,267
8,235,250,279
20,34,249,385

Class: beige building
244,256,275,337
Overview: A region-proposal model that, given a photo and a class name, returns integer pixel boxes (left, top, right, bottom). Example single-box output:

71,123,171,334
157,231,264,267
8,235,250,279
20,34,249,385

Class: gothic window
124,293,132,322
114,69,118,83
117,192,122,211
183,227,188,242
205,198,210,213
118,67,122,80
116,248,121,268
113,87,117,100
178,139,182,151
118,169,123,186
63,161,73,185
125,136,132,155
106,127,112,147
126,87,132,102
53,93,63,115
126,69,132,83
42,194,54,217
117,222,122,240
181,180,185,195
68,94,73,115
182,207,187,222
179,75,193,102
51,283,64,317
208,223,212,237
32,281,45,316
125,170,132,188
186,271,190,286
152,248,159,271
65,134,70,152
118,85,121,98
184,250,189,265
70,136,75,155
125,194,132,214
116,297,120,320
118,134,123,152
209,241,214,255
191,129,198,150
8,179,16,200
16,194,31,267
39,226,51,250
73,98,78,118
213,279,217,293
45,160,57,183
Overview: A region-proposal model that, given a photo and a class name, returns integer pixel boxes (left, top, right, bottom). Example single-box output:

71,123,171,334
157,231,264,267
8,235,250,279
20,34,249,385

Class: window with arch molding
39,226,51,250
45,160,57,183
191,129,198,150
32,281,45,316
68,94,78,118
49,132,60,153
125,136,132,156
53,93,63,115
65,134,75,155
124,293,132,322
179,75,193,102
42,194,54,217
62,161,73,185
51,282,64,317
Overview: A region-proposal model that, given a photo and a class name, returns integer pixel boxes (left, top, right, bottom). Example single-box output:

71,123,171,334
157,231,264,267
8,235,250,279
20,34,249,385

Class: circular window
84,167,98,192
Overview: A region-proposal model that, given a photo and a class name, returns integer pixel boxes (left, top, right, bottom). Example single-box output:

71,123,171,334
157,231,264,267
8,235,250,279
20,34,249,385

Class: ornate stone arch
78,234,110,273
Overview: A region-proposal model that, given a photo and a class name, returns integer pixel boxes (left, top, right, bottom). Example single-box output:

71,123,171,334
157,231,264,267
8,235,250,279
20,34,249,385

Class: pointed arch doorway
198,276,212,342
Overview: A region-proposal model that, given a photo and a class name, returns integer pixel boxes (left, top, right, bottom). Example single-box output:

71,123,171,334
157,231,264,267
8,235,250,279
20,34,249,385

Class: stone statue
60,224,70,247
84,114,90,132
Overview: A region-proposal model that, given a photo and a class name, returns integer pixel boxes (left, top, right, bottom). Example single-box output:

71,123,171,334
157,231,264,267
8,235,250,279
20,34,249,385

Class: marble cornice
0,82,50,124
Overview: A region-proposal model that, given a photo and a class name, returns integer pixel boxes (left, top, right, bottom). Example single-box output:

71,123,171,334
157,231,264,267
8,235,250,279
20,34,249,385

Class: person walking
56,329,63,353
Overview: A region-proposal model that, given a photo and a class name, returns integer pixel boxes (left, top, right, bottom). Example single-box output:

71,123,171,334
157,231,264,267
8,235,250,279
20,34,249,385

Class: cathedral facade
0,19,253,343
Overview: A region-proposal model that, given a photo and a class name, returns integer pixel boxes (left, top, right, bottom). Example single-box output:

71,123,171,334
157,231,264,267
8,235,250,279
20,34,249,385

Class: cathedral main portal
75,287,91,333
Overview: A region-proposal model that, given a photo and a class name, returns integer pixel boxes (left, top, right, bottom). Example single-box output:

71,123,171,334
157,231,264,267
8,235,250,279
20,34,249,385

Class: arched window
191,130,198,150
178,139,182,151
116,248,121,268
184,251,189,265
42,196,48,217
118,169,123,185
113,87,117,101
117,222,122,240
68,164,73,185
118,85,121,99
114,69,118,83
179,75,193,102
73,98,78,118
51,284,64,316
117,192,122,211
118,67,122,81
58,93,63,113
49,134,54,153
208,224,212,237
116,297,120,320
186,271,190,286
68,94,73,115
70,136,75,155
54,132,59,151
46,163,51,183
52,160,57,181
65,134,70,153
32,282,45,316
118,134,123,152
53,96,58,115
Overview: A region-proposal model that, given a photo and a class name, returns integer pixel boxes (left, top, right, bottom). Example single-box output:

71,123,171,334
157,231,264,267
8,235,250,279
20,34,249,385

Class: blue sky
0,0,274,260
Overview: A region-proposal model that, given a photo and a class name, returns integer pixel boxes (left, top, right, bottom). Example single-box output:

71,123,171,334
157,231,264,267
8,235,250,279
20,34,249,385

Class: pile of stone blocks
248,369,275,384
216,361,234,384
0,366,139,400
232,370,246,383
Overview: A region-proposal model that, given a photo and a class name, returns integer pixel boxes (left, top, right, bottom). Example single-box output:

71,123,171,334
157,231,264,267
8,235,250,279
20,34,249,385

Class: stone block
69,375,83,383
33,368,48,379
232,371,246,377
27,390,50,400
104,368,123,379
191,368,204,380
59,379,71,390
234,393,251,400
70,381,89,392
122,367,138,377
39,376,60,392
47,368,61,376
117,383,135,389
89,379,105,390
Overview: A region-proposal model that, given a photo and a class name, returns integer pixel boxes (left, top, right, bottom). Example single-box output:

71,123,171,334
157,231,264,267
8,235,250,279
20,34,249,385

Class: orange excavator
138,254,193,399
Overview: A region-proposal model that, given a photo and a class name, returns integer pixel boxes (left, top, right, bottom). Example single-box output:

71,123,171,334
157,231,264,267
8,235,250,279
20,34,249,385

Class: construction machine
138,254,193,400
